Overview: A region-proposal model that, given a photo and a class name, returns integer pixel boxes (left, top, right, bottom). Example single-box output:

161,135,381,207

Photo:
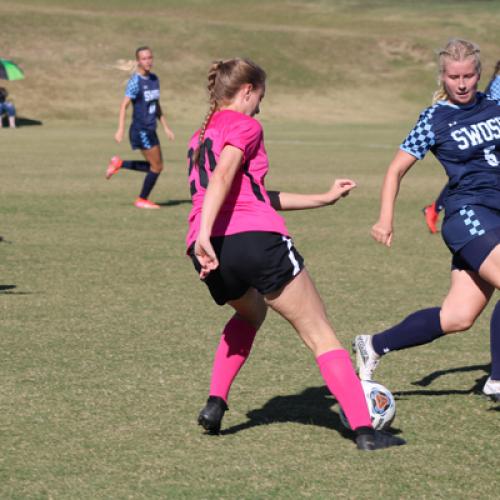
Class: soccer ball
339,380,396,431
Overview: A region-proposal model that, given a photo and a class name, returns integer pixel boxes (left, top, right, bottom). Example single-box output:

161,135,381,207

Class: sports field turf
1,1,500,498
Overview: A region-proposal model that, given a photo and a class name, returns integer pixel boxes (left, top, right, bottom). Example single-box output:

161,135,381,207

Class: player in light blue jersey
485,60,500,98
106,47,175,209
423,59,500,233
354,39,500,403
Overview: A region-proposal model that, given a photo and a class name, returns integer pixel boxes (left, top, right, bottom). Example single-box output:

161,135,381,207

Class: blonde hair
113,47,152,75
113,59,138,74
192,58,266,165
432,39,481,104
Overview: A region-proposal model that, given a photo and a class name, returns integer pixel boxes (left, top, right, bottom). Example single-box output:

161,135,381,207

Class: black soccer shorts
189,231,305,305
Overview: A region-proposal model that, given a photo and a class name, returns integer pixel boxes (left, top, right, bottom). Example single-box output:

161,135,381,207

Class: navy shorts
442,205,500,271
129,126,159,150
189,231,305,306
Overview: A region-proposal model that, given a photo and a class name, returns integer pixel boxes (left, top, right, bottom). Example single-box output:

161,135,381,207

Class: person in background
106,46,174,209
0,87,16,129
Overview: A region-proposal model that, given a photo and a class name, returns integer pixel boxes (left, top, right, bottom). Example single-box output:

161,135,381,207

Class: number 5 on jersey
484,146,499,167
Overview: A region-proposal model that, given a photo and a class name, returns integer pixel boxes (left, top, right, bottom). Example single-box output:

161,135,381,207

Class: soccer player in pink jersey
186,58,405,450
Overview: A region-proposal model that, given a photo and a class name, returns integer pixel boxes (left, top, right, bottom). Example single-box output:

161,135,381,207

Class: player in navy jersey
106,46,175,209
354,39,500,402
422,60,500,233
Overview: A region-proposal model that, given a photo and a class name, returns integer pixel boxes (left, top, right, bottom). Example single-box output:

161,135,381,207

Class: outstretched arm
195,145,243,279
268,179,356,211
371,149,418,247
114,96,131,143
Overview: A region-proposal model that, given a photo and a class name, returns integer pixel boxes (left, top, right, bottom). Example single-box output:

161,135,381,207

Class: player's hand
165,127,175,141
114,129,124,143
194,235,218,279
371,220,393,247
326,179,357,204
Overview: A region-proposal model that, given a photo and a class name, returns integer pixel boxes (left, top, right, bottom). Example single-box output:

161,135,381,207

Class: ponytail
192,60,223,166
113,59,138,74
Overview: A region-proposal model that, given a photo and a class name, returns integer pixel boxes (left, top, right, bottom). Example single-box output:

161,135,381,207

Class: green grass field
1,1,500,498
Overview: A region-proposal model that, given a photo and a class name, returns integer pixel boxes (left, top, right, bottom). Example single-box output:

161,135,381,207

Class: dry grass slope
1,0,499,124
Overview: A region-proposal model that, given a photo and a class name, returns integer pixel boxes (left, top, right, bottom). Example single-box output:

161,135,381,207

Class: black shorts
189,231,305,306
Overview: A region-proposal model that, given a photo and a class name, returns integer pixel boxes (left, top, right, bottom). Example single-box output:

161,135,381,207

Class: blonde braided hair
432,39,481,104
192,58,266,166
192,61,222,165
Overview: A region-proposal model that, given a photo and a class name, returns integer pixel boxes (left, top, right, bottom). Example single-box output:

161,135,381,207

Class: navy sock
372,307,444,356
139,171,160,200
122,160,150,173
490,301,500,380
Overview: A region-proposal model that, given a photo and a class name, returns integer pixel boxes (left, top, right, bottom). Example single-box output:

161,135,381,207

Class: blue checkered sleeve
487,76,500,101
400,107,437,160
125,75,140,99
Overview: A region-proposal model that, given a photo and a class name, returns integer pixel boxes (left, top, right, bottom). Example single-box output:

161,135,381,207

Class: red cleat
106,156,123,179
422,202,440,234
134,197,160,209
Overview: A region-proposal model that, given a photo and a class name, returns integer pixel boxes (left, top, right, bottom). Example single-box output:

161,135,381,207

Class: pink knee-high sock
316,349,372,430
209,316,257,403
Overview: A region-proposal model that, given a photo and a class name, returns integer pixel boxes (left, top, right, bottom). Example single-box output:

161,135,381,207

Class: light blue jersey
486,75,500,100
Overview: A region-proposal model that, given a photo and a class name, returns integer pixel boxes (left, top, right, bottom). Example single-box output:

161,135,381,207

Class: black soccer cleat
197,396,228,435
355,427,406,451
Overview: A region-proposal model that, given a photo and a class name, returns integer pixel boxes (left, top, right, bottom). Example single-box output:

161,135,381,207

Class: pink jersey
186,109,289,248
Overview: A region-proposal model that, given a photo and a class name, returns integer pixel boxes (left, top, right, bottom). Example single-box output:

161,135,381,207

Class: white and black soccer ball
339,380,396,431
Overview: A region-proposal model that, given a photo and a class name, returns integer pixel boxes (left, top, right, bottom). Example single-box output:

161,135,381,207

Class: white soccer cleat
482,377,500,402
353,335,380,381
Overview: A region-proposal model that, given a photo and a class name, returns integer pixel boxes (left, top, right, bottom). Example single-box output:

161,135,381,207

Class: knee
150,163,163,174
250,306,268,331
440,308,477,333
293,315,342,355
235,313,265,332
235,304,267,331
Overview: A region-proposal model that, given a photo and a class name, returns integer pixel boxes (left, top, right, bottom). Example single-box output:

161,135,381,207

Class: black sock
122,160,150,173
139,171,160,200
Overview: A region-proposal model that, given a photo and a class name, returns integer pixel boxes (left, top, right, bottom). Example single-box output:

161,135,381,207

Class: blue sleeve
400,107,436,160
125,75,140,99
487,76,500,100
